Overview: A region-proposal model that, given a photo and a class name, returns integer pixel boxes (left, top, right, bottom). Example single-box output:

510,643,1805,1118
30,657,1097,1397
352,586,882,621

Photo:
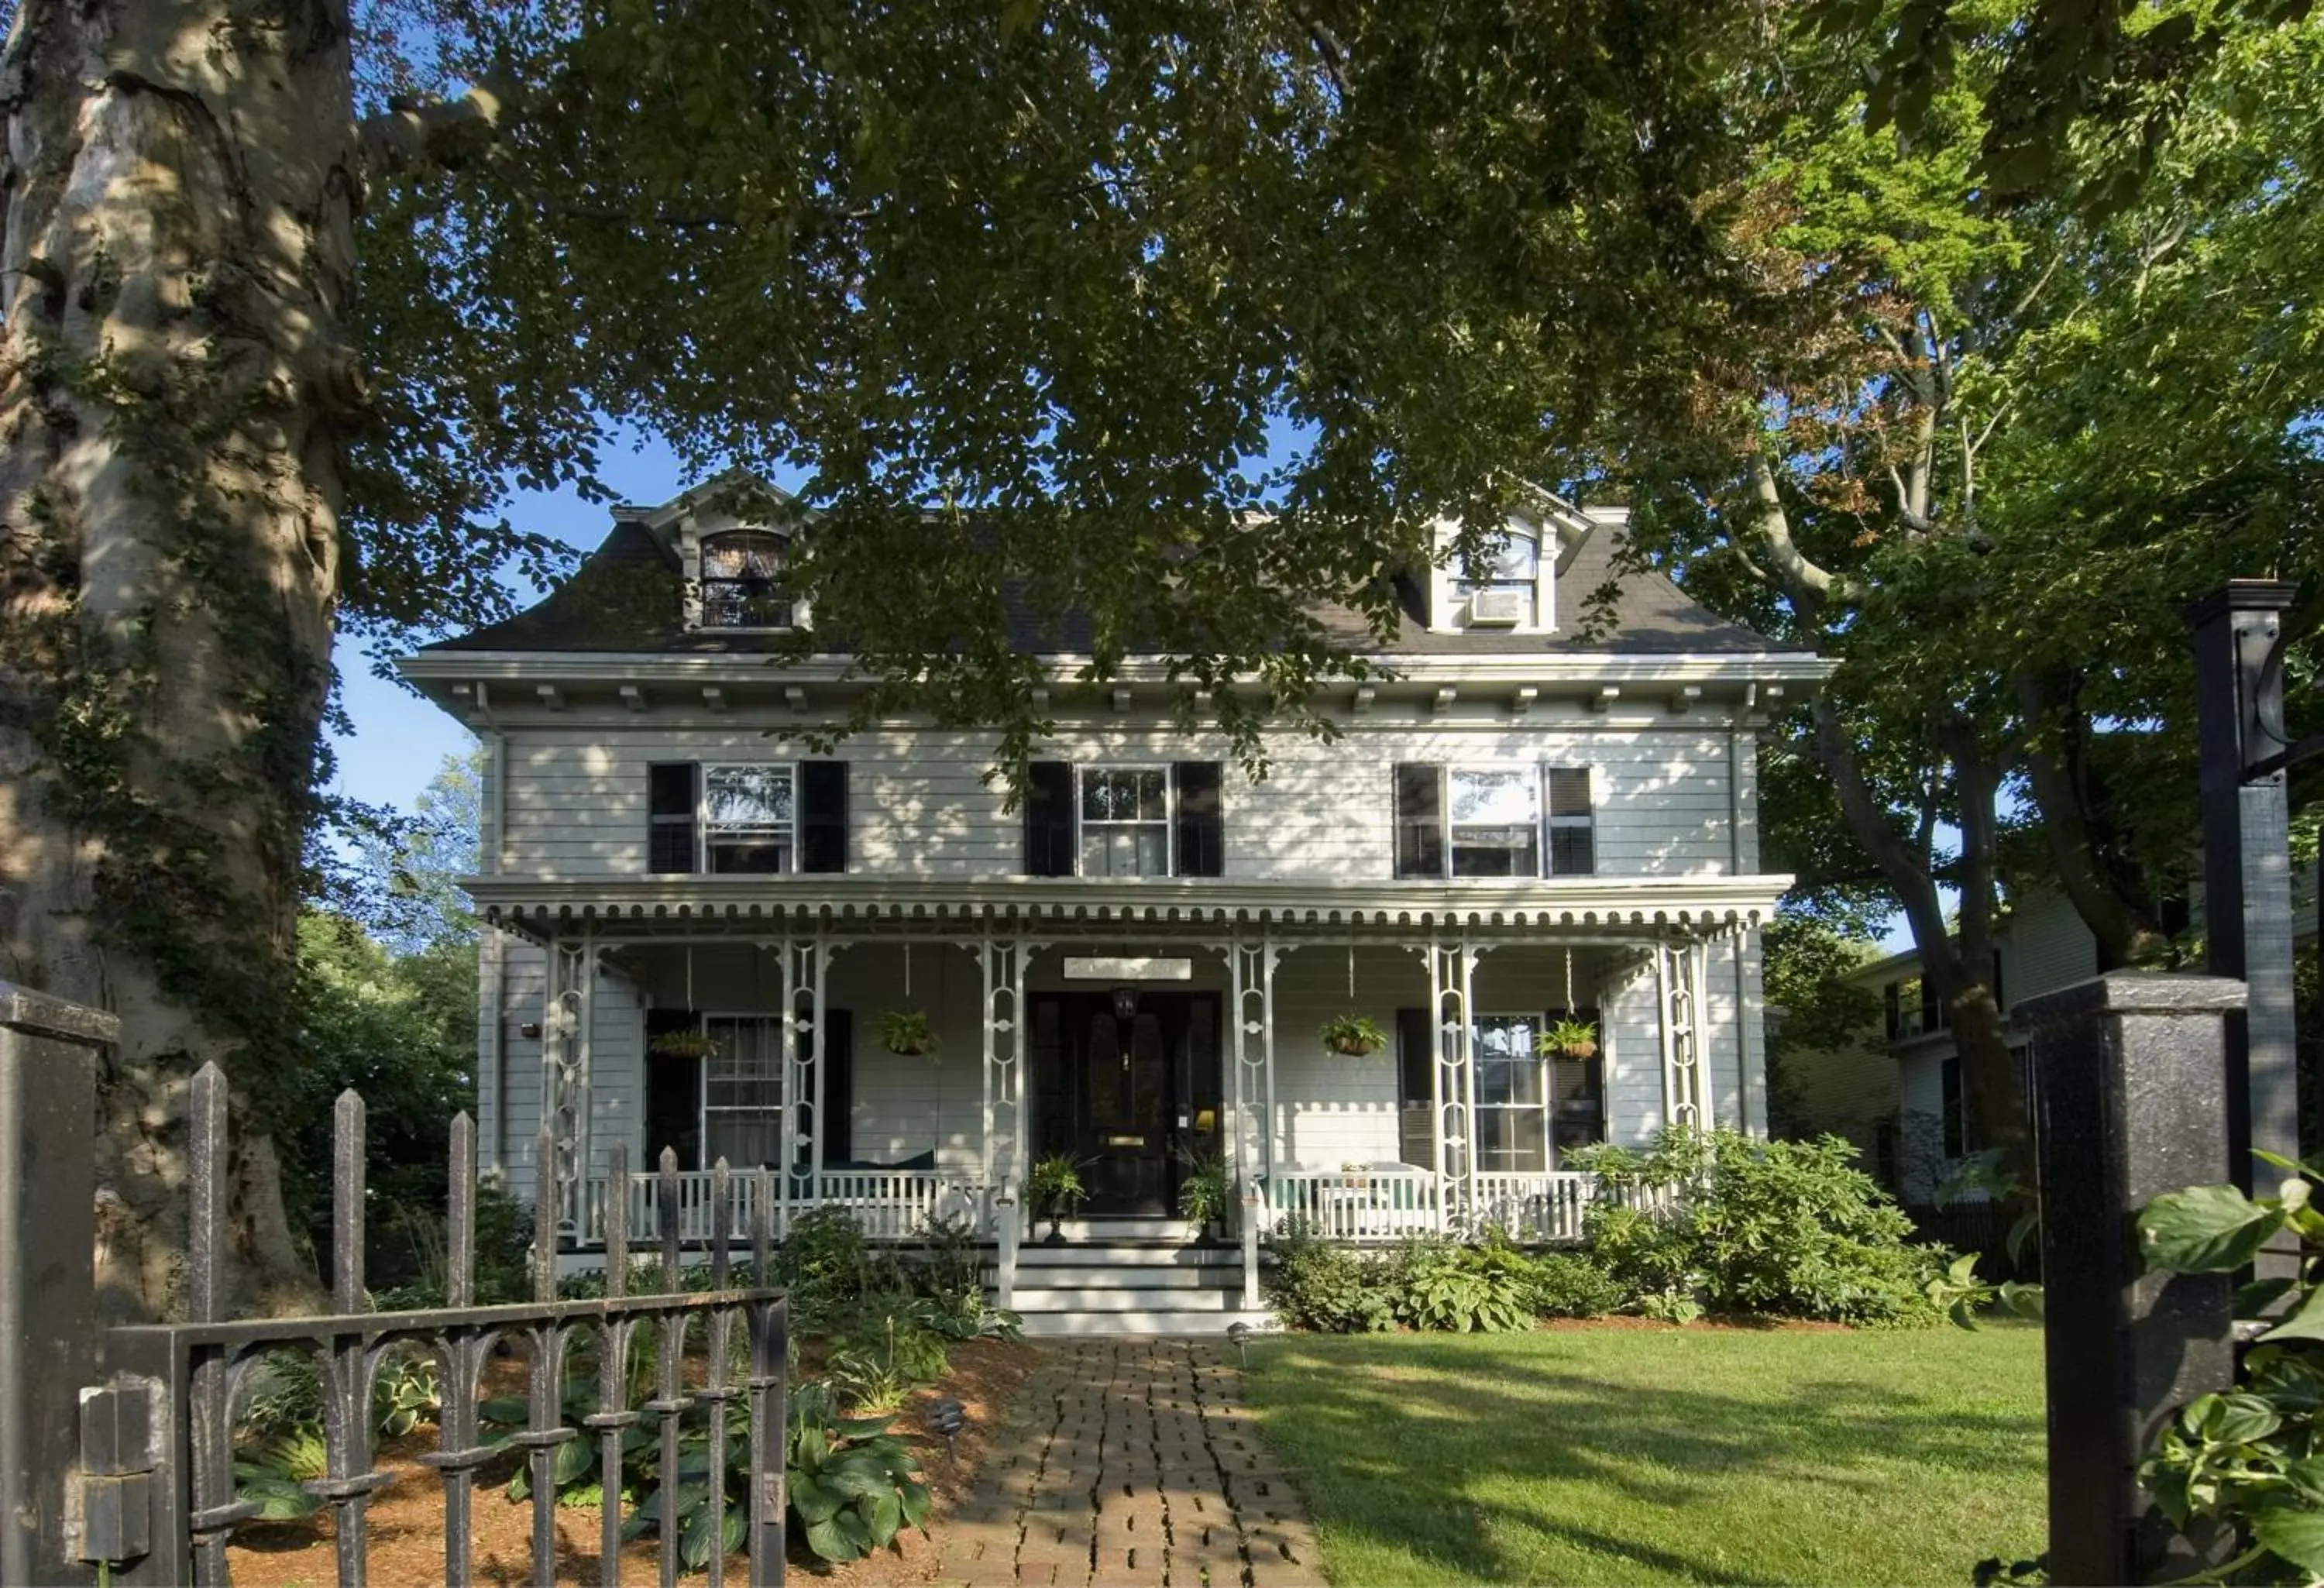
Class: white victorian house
397,482,1831,1332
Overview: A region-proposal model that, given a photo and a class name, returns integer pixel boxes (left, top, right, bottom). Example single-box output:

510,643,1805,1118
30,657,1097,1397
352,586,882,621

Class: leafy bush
1394,1236,1532,1333
781,1382,932,1563
1521,1251,1628,1318
1574,1127,1948,1326
828,1315,950,1413
2133,1168,2324,1581
1265,1218,1396,1332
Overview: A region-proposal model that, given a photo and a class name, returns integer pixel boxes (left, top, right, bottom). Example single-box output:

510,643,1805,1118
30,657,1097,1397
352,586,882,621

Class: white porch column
1226,932,1280,1311
1426,937,1478,1233
971,931,1034,1198
540,929,593,1238
1657,937,1710,1130
775,931,829,1238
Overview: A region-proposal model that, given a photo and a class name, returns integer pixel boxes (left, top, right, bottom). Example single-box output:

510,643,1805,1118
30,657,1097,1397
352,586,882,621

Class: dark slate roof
422,513,1784,658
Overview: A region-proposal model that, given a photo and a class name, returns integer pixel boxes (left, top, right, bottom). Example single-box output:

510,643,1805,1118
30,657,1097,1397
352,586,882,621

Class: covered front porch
474,876,1773,1284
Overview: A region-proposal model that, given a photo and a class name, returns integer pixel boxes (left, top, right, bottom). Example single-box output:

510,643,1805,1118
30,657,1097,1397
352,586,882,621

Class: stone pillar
2020,973,2241,1586
1,983,119,1586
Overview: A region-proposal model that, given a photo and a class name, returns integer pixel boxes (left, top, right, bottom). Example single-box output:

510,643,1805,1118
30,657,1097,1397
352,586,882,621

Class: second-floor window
1393,763,1595,879
1023,761,1225,878
648,760,849,875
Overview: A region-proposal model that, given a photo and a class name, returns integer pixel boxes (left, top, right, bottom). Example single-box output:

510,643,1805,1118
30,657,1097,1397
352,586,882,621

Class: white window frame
1470,1012,1552,1174
1074,764,1175,878
1446,765,1542,880
1428,515,1556,634
696,1012,788,1170
1454,531,1542,626
699,762,797,875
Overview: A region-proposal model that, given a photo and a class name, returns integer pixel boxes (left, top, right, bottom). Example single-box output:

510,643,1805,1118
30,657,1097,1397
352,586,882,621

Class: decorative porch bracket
775,933,830,1235
968,933,1037,1200
1426,939,1479,1232
540,931,596,1236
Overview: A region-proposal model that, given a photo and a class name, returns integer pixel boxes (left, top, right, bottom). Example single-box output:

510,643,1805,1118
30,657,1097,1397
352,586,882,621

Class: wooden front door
1030,992,1220,1217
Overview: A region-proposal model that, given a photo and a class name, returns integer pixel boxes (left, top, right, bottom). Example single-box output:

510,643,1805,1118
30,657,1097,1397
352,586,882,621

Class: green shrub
1521,1251,1627,1318
1574,1127,1948,1326
1394,1236,1532,1333
1265,1218,1397,1332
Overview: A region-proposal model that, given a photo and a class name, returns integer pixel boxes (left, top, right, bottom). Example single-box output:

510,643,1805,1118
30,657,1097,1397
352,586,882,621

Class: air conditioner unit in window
1467,587,1530,626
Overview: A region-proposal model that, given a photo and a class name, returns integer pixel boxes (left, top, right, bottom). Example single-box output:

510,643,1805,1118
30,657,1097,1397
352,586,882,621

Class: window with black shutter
648,762,698,874
1393,765,1445,878
1941,1055,1965,1157
1884,981,1902,1040
1544,767,1595,875
1173,761,1225,877
799,761,849,873
1023,761,1074,876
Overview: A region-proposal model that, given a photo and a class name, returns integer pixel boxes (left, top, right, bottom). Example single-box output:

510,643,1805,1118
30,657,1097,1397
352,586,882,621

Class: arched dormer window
697,529,792,629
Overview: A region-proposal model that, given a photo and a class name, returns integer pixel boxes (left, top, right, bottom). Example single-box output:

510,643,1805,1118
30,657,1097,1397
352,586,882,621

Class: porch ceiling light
1112,984,1140,1023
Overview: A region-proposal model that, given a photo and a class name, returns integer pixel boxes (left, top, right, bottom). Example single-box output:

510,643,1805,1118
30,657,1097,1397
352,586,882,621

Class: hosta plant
2135,1158,2324,1582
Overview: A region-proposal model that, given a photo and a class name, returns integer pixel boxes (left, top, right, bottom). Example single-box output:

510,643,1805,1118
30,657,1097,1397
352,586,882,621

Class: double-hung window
1023,761,1226,878
647,761,850,875
1079,767,1171,877
703,765,794,873
703,1016,784,1166
1471,1010,1606,1172
1456,534,1541,626
1394,763,1595,879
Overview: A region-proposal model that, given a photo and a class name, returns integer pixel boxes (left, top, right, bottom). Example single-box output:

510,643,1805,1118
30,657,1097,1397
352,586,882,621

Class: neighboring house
397,479,1831,1329
1779,889,2102,1204
1779,884,2317,1206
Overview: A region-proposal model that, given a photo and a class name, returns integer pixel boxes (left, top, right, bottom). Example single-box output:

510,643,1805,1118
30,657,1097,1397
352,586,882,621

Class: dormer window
1457,531,1541,627
698,529,791,629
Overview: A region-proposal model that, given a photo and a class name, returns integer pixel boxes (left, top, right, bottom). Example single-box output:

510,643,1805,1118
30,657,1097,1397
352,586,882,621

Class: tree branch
1741,452,1863,610
358,81,516,183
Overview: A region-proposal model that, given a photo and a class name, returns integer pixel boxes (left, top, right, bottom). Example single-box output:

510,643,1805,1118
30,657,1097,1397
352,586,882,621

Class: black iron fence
0,983,790,1588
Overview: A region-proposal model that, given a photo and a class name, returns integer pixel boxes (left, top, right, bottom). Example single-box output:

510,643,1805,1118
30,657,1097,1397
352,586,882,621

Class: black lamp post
925,1394,967,1462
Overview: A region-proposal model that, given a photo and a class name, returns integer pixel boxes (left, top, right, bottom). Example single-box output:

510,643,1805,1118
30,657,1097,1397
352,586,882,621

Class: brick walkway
935,1339,1324,1588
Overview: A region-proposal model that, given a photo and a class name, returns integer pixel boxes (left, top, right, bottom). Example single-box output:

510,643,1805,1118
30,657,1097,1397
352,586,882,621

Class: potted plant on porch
1539,1017,1599,1060
879,1009,938,1058
1175,1150,1232,1243
648,1029,720,1061
1028,1153,1088,1244
1318,1013,1387,1057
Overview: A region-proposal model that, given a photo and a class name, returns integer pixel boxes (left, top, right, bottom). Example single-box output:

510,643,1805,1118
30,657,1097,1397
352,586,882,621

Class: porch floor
934,1339,1323,1588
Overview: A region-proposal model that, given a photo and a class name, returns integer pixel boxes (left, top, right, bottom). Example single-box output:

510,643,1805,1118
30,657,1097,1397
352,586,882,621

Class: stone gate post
0,982,117,1587
2021,973,2241,1586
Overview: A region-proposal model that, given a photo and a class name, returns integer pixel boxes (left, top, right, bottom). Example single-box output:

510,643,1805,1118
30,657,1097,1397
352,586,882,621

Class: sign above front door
1063,956,1193,981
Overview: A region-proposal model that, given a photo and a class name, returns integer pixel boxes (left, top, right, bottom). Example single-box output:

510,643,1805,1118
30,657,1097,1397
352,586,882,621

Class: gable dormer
634,473,812,634
1422,497,1627,636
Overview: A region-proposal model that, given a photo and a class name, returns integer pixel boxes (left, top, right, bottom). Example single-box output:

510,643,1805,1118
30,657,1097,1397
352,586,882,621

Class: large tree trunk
1810,699,2033,1188
0,0,356,1317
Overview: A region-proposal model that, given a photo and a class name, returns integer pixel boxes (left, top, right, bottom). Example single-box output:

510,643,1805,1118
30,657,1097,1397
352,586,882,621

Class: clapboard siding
494,724,1748,881
2000,889,2100,1010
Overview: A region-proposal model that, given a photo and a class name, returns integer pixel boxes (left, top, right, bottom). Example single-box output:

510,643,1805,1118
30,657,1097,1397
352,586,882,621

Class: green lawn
1242,1322,2046,1587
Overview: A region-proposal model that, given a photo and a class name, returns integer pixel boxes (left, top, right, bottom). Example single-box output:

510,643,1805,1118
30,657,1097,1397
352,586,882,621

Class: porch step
1009,1285,1241,1312
992,1232,1266,1336
1017,1308,1277,1339
1002,1244,1239,1270
1039,1217,1198,1242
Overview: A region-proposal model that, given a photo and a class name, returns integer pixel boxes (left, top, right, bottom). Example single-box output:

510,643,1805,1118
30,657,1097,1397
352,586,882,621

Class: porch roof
462,871,1789,941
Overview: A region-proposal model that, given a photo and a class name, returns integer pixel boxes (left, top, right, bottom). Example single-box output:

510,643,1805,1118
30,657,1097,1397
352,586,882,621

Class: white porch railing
1267,1167,1675,1244
577,1170,988,1246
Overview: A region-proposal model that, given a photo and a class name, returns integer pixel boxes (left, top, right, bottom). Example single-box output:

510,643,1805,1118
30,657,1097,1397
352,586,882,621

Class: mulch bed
225,1338,1037,1587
